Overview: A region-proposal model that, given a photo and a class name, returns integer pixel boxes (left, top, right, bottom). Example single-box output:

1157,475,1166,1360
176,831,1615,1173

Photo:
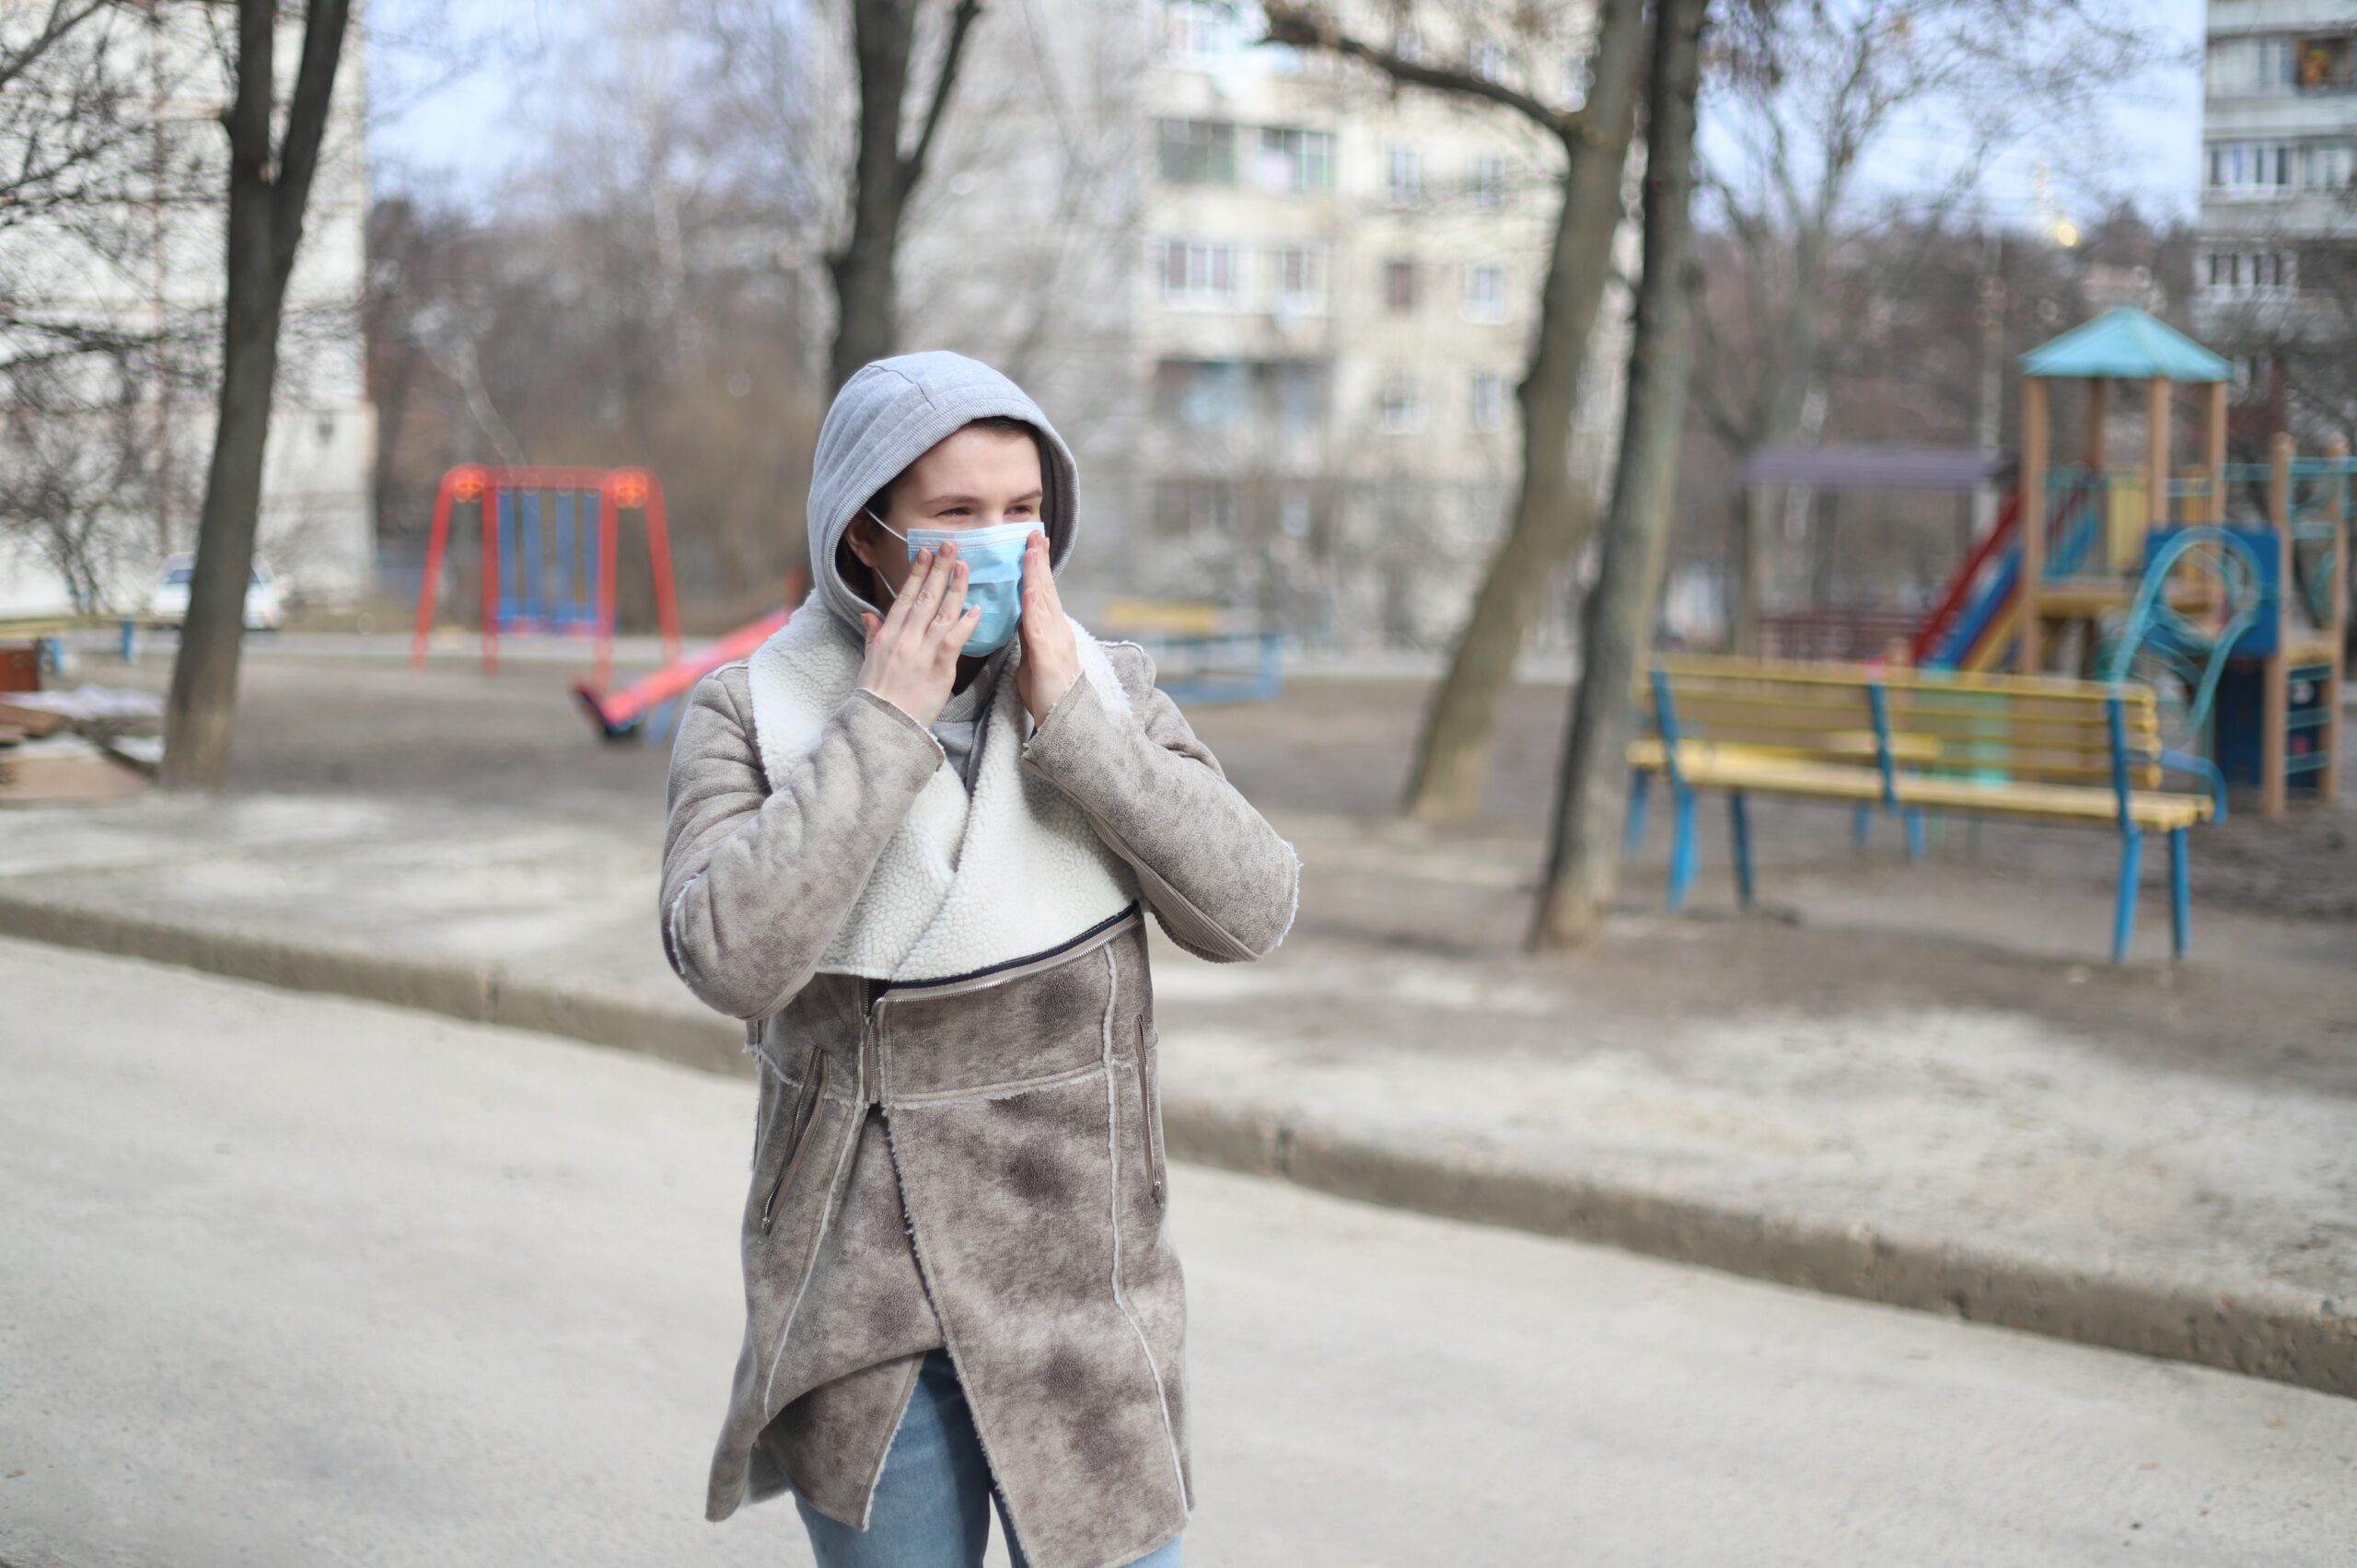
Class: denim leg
797,1348,996,1568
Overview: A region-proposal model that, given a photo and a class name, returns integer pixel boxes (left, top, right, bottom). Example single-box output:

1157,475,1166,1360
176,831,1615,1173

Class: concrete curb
5,890,2350,1401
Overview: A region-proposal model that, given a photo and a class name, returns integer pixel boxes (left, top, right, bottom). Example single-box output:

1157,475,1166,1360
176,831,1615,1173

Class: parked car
146,554,284,632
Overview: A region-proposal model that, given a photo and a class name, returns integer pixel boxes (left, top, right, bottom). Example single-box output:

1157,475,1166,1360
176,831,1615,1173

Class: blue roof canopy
2019,306,2229,383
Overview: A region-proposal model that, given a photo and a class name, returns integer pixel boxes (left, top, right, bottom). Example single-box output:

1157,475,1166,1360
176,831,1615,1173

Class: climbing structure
1908,308,2344,820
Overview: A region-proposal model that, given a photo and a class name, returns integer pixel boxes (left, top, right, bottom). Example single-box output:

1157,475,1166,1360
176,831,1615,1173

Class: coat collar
743,594,1141,983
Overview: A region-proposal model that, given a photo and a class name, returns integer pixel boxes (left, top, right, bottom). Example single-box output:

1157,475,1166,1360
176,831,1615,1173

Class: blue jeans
796,1346,1184,1568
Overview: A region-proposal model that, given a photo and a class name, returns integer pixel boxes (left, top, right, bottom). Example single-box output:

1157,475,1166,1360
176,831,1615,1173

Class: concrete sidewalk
3,789,2352,1401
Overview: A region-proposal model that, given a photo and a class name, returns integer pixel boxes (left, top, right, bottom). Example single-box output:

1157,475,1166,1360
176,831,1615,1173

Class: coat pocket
761,1044,830,1234
1133,1014,1166,1206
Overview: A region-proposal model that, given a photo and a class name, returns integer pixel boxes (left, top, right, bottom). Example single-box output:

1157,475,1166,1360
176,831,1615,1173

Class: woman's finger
935,559,970,629
940,605,980,666
1025,529,1060,615
879,547,930,634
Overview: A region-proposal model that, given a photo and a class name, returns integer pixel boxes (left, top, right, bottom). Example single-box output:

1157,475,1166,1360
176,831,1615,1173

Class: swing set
409,465,682,689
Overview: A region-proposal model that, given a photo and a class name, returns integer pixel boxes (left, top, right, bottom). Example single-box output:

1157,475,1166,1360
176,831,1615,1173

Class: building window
2212,37,2299,94
1463,263,1508,323
1470,371,1508,432
1256,127,1336,193
1155,238,1241,307
1387,145,1422,205
1471,154,1507,208
1266,361,1328,427
2206,140,2294,194
1158,119,1237,185
1161,1,1242,64
1151,477,1240,537
1383,259,1419,312
1264,244,1330,312
2261,38,2298,91
1377,373,1423,434
1154,359,1252,426
2203,248,2298,296
1470,40,1509,84
1393,28,1424,64
2298,142,2353,191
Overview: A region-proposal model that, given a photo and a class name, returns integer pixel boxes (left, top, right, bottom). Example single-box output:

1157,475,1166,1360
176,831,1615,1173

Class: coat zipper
1134,1014,1166,1206
761,1044,830,1233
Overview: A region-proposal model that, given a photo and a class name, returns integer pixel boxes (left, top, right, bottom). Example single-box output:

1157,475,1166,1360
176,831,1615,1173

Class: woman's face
848,424,1043,606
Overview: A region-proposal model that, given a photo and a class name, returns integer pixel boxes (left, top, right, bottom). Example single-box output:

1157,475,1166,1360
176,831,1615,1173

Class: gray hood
806,350,1081,639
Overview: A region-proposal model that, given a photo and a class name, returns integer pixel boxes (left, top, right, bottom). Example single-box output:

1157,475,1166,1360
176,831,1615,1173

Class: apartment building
911,0,1620,654
0,5,375,618
1136,1,1619,651
2194,2,2357,397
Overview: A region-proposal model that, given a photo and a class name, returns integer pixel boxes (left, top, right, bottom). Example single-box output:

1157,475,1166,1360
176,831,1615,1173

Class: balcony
2295,35,2357,94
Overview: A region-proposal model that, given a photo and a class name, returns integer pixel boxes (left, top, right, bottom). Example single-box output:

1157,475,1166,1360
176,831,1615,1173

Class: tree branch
1258,2,1582,143
900,0,983,199
269,0,354,285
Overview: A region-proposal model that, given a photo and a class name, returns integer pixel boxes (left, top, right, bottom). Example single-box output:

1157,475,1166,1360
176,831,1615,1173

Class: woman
658,349,1301,1568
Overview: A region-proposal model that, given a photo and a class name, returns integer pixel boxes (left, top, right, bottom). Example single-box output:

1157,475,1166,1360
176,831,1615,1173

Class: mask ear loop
860,505,909,611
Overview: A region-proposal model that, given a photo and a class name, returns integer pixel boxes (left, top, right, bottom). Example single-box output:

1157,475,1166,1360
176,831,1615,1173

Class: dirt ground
112,633,2357,917
64,634,2357,1105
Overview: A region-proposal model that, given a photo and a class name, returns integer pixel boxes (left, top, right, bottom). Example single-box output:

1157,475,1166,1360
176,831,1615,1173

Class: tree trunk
1731,482,1771,653
1531,0,1711,952
162,239,280,788
828,0,982,394
162,0,351,791
830,0,920,392
1399,0,1648,823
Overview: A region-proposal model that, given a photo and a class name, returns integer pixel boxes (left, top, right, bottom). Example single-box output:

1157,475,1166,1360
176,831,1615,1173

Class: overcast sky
366,0,2209,228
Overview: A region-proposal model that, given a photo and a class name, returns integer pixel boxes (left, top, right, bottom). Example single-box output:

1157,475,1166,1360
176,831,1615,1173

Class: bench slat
1628,740,2206,830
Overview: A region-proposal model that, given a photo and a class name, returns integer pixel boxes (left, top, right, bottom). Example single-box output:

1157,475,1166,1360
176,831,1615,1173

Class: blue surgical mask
864,507,1044,656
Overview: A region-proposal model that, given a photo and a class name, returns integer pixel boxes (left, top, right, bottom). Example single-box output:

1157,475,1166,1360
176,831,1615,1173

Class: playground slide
1910,492,2019,666
573,605,794,740
1914,480,2104,671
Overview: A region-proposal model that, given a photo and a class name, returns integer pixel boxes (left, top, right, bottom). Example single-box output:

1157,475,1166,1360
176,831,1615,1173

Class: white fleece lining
746,601,1142,983
1098,942,1191,1518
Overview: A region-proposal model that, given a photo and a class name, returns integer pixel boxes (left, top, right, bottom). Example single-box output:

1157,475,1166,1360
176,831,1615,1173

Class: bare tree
1261,0,1650,824
0,3,215,596
0,355,155,610
1534,0,1711,950
162,0,354,790
1694,0,2161,648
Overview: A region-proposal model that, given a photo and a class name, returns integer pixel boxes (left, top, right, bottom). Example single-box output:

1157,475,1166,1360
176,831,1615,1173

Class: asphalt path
3,939,2351,1566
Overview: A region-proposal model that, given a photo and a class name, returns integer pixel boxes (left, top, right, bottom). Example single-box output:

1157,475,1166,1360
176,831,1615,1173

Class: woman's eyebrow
923,487,1044,506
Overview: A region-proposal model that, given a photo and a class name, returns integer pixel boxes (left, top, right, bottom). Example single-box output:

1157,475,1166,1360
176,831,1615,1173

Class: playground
1636,308,2348,962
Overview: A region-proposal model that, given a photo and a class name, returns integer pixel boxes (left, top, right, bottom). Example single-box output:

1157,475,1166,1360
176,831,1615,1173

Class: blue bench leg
2112,828,2143,965
1667,786,1699,912
1904,808,1926,864
1624,771,1651,857
2168,828,2189,959
1729,792,1754,909
1851,803,1871,851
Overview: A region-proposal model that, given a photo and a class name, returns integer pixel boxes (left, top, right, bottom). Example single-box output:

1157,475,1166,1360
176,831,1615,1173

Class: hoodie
805,350,1081,788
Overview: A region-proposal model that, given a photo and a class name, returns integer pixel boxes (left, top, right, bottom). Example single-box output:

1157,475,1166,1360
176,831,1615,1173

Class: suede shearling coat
658,596,1300,1568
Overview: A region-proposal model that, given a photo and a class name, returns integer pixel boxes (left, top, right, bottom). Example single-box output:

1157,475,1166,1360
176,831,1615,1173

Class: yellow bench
1626,656,2223,961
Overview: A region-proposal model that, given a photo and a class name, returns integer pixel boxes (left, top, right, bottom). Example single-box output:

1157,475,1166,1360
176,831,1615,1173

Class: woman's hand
856,542,975,729
1016,527,1077,725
